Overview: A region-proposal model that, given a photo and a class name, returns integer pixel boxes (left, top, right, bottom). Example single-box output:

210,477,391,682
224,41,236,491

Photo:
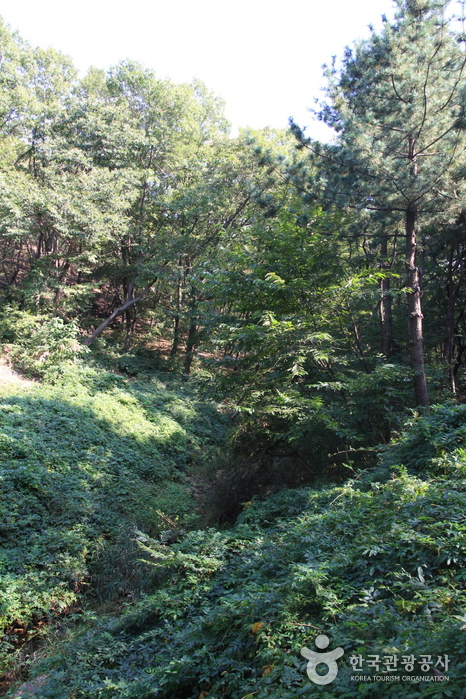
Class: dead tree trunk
405,205,429,407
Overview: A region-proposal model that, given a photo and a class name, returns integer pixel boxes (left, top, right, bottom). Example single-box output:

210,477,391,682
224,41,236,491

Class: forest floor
0,359,35,388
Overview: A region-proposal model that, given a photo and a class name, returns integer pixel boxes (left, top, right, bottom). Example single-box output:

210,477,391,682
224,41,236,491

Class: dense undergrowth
0,355,228,681
5,398,466,699
2,4,466,696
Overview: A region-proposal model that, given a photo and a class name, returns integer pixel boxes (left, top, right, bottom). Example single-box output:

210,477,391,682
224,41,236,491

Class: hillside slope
8,405,466,699
0,361,227,682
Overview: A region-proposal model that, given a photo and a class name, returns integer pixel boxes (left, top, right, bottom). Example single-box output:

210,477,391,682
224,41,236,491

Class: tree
292,0,466,406
0,22,99,312
67,64,234,348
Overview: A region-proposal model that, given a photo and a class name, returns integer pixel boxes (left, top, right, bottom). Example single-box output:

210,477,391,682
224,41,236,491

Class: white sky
0,0,461,139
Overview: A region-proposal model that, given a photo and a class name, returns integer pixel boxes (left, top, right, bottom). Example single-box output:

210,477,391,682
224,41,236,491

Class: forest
0,0,466,697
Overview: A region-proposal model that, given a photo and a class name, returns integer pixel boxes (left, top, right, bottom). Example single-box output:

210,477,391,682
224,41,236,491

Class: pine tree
293,0,466,406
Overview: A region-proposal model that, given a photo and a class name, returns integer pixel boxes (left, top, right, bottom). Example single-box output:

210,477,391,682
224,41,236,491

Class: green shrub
381,402,466,475
16,449,466,698
0,308,85,376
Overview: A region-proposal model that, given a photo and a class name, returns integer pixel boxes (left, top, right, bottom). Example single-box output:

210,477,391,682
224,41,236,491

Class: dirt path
0,360,35,388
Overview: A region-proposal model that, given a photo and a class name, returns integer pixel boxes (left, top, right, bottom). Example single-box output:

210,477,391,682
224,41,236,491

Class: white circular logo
301,634,344,685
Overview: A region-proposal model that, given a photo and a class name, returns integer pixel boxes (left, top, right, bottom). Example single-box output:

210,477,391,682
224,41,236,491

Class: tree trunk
405,206,429,407
184,284,197,375
453,308,466,384
444,249,457,394
83,279,156,346
184,319,197,375
170,266,183,357
443,242,465,395
171,316,180,357
123,307,137,352
53,261,71,310
347,303,371,374
379,233,393,357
